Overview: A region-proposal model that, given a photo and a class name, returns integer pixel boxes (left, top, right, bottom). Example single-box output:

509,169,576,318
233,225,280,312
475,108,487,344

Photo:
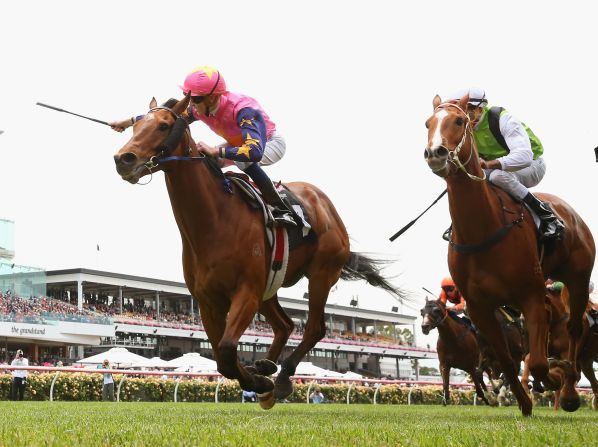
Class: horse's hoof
254,359,278,376
254,375,275,394
257,391,276,410
560,395,581,412
273,377,294,400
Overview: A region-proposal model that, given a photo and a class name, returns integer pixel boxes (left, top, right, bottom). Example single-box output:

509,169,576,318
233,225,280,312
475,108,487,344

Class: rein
434,103,486,182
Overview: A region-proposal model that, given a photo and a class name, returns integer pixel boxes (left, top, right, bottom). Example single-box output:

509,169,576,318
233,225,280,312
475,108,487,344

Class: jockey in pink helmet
111,66,295,226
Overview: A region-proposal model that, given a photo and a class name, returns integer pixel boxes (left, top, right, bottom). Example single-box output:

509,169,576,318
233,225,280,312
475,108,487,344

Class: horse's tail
340,252,406,301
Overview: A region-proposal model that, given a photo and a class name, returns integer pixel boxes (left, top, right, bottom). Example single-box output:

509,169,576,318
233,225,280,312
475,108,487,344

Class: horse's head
424,94,476,178
420,298,446,335
113,96,192,184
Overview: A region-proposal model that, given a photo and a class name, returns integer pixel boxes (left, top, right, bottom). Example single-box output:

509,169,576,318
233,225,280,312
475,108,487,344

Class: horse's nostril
119,152,138,165
436,146,448,157
424,149,430,159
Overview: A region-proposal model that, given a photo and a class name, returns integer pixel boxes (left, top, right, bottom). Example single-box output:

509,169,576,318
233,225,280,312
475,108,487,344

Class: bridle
135,106,205,185
433,102,486,182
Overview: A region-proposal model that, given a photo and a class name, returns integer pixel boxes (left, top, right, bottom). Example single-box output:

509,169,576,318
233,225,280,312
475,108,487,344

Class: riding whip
36,102,110,126
389,189,447,242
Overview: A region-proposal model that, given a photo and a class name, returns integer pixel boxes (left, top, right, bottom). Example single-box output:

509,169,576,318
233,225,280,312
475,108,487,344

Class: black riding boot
523,192,565,241
258,179,297,227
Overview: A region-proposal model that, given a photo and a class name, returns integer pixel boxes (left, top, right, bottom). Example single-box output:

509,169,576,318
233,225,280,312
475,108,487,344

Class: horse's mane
162,98,178,108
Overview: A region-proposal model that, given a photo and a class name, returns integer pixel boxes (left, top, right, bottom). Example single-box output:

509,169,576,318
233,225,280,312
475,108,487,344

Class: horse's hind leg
274,270,340,399
253,295,294,375
468,304,533,416
558,278,590,411
581,359,598,410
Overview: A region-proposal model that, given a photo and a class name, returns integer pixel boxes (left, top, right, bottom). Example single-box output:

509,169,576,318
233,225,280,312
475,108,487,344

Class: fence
3,366,591,406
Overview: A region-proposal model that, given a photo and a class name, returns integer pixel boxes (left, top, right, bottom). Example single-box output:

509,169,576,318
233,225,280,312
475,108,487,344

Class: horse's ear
425,296,429,303
149,97,157,109
173,93,191,116
458,94,469,111
432,95,442,109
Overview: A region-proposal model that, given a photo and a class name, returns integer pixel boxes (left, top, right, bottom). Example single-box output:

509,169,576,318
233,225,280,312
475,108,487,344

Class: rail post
174,378,181,403
346,383,354,405
49,372,60,402
215,377,224,403
116,374,127,402
373,384,381,405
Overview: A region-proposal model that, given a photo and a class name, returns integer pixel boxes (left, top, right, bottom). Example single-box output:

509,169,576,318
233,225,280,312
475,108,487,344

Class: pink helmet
181,66,227,96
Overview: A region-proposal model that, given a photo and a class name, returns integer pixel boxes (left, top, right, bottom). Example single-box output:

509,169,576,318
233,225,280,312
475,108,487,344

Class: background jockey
438,277,466,313
447,88,564,242
111,66,296,226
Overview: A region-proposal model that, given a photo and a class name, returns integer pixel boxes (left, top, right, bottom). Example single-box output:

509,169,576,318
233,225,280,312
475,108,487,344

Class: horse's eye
159,123,170,131
425,120,430,129
455,117,464,126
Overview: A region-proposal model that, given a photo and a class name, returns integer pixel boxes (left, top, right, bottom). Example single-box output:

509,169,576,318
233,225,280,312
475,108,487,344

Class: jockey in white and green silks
448,88,564,242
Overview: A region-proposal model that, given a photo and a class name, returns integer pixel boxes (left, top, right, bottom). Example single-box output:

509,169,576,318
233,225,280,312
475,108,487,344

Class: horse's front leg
217,285,275,407
440,363,450,405
468,304,532,416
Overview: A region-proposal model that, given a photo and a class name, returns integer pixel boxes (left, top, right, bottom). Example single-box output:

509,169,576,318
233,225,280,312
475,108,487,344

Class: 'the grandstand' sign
11,325,46,336
0,321,114,345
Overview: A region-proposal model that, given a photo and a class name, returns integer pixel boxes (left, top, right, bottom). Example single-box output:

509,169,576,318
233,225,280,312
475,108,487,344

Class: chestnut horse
522,287,598,410
424,95,595,415
421,299,490,405
113,96,403,409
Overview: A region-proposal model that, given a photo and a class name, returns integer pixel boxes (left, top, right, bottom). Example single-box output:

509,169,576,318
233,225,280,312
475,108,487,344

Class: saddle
225,173,317,300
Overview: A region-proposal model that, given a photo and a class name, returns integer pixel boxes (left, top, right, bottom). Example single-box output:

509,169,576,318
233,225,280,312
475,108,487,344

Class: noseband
433,103,486,182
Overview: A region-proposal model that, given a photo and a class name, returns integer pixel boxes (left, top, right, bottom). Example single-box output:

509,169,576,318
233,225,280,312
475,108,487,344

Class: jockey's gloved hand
110,118,134,133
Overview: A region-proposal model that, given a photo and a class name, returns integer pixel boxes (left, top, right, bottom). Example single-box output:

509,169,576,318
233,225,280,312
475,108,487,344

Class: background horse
113,96,404,409
424,94,595,415
420,299,491,405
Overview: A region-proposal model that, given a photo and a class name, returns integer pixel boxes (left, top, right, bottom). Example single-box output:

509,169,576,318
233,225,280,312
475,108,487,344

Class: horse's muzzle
114,152,143,183
421,324,431,335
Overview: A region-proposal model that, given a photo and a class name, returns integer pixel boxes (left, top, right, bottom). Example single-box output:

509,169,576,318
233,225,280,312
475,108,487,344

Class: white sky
1,1,598,352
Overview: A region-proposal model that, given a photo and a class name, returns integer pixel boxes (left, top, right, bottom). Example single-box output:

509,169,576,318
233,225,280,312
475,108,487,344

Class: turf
0,402,596,446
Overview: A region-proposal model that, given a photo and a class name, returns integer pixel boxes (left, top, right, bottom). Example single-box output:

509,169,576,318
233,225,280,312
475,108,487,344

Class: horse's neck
437,315,463,342
446,142,502,241
164,160,226,250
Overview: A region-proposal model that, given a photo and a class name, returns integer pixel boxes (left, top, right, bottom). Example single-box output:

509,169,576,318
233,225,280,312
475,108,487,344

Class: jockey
438,277,466,314
111,66,296,226
448,88,564,242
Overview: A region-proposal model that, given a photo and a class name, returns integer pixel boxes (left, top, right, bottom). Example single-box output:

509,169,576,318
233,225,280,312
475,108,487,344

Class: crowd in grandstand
0,290,111,325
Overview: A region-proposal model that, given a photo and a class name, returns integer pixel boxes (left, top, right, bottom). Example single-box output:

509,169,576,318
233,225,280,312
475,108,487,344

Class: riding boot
244,164,297,227
522,192,565,242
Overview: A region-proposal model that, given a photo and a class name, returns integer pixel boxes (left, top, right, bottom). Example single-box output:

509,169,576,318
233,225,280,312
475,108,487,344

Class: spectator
11,349,28,401
242,390,257,403
309,387,324,404
98,359,114,401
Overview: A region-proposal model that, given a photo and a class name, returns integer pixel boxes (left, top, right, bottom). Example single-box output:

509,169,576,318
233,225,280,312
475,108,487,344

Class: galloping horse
421,299,490,405
113,96,403,409
424,95,595,415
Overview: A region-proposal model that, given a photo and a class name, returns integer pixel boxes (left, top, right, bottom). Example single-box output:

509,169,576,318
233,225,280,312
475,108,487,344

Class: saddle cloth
227,174,315,300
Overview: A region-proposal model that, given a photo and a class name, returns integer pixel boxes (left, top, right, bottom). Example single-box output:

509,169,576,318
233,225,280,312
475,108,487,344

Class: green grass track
0,402,596,447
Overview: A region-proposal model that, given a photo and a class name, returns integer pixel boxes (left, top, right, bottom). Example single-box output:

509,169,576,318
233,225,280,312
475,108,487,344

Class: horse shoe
257,391,276,410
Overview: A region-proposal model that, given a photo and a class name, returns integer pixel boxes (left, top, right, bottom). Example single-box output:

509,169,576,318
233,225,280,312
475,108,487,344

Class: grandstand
0,267,437,378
